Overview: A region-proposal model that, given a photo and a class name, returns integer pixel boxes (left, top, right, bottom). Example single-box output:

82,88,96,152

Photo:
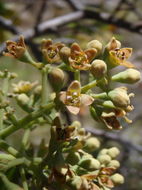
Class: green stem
20,167,29,190
91,92,108,100
0,102,55,138
41,68,48,106
0,77,9,130
74,70,80,81
81,80,97,93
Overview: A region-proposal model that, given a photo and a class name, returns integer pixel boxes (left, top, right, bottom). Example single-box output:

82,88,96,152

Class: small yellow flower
69,43,97,70
3,36,26,59
109,47,134,68
59,80,94,114
41,39,65,63
13,81,38,94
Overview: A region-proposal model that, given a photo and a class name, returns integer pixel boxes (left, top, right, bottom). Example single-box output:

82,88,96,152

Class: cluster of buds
1,36,140,189
45,119,124,190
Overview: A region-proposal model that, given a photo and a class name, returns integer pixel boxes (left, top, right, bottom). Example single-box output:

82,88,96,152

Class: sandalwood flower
41,39,65,63
59,80,94,114
107,37,134,68
69,43,97,70
13,81,38,94
4,36,26,59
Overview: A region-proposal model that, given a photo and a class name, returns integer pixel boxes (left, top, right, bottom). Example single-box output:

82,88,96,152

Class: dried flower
41,39,64,63
69,43,97,70
59,80,94,114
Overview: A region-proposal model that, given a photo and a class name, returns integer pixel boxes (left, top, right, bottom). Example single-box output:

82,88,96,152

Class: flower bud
108,160,120,168
111,173,124,184
99,148,108,155
72,121,81,129
83,137,100,152
87,40,103,56
67,176,82,190
90,60,107,79
48,68,64,92
79,158,100,171
108,87,130,108
17,93,30,105
59,46,71,63
107,147,120,158
97,154,111,165
112,69,141,84
66,152,81,165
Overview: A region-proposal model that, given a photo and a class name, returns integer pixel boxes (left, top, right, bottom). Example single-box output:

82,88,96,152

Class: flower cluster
1,36,140,190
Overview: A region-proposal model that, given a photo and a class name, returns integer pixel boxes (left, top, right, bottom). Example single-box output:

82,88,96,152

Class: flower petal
67,80,81,93
120,61,134,68
59,91,66,104
71,43,81,53
66,105,80,115
81,94,94,106
85,48,97,62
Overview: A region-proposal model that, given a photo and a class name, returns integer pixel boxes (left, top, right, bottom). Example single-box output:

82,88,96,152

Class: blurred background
0,0,142,189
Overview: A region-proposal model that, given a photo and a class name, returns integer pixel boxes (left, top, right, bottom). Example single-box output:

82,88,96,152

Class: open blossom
41,39,65,63
59,80,94,115
69,43,97,70
107,37,134,68
3,36,26,59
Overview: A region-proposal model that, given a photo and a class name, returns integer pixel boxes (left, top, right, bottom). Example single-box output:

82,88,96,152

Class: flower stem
74,70,80,81
41,68,48,106
81,80,97,93
20,167,29,190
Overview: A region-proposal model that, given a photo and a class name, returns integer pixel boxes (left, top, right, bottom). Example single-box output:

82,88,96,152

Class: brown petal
109,37,119,50
59,91,66,104
18,35,26,48
68,80,81,93
81,94,94,106
66,105,80,115
120,61,134,68
85,48,97,62
71,43,82,53
41,39,52,49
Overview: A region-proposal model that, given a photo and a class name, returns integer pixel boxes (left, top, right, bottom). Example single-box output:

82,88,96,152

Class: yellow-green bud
99,148,108,155
67,176,82,190
34,85,42,95
90,60,107,79
107,147,120,159
48,68,64,92
108,160,120,168
83,137,100,152
112,69,141,84
111,173,124,184
17,93,30,105
87,40,103,56
66,152,81,165
108,87,130,108
72,121,81,129
79,158,100,171
97,154,111,165
59,46,71,63
78,128,86,135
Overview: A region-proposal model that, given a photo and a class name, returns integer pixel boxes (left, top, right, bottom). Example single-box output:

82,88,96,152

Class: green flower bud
108,87,130,108
59,46,71,63
78,128,86,135
67,176,82,190
112,69,141,84
111,173,124,184
48,68,65,92
107,147,120,159
90,60,107,79
83,137,100,152
108,160,120,168
99,148,108,155
87,40,103,56
66,152,81,165
34,85,42,95
17,93,30,105
72,121,81,129
79,158,100,171
97,154,111,165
